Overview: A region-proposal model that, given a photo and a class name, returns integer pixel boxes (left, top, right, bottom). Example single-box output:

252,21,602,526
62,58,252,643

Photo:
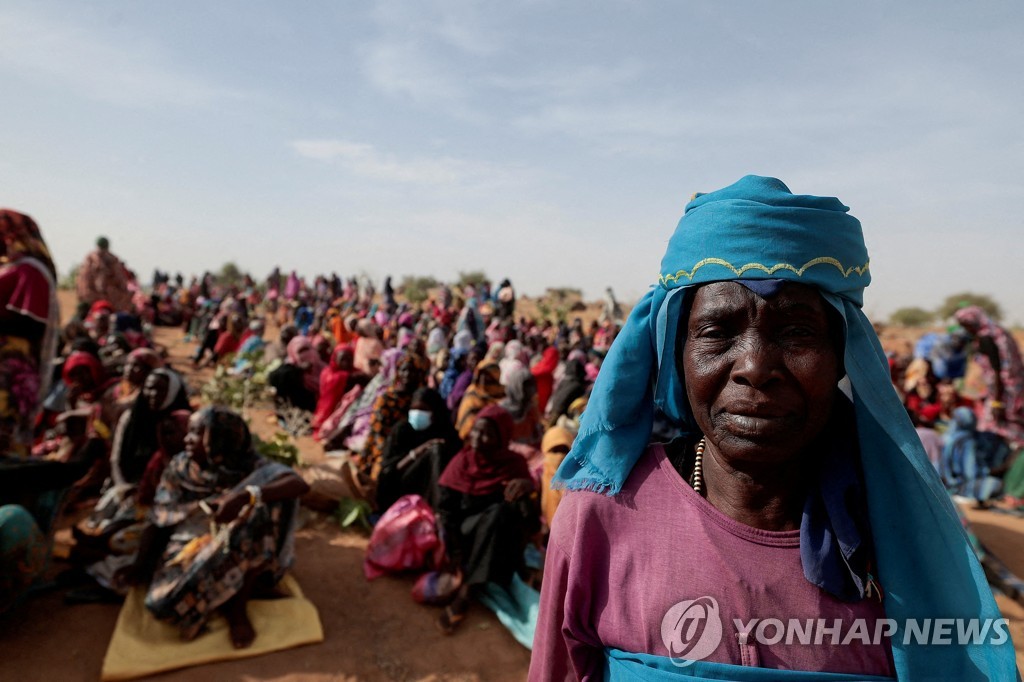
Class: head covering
287,335,324,393
0,209,56,278
126,347,163,379
112,368,190,485
148,368,187,411
0,209,60,408
439,405,530,496
63,350,106,390
499,340,528,385
500,366,536,420
196,406,257,474
439,348,469,399
312,344,355,436
553,175,1013,678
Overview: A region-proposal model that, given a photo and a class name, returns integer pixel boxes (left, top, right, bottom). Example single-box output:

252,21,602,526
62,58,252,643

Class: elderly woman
120,407,308,648
530,177,1014,680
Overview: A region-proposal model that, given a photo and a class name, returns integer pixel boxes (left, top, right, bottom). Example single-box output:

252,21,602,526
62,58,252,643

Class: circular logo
661,596,723,667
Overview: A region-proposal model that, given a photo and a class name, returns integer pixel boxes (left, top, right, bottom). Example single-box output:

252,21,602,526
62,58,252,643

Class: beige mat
101,574,323,681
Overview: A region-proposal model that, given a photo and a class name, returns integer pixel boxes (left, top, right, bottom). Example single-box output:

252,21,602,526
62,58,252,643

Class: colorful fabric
941,407,1009,501
954,306,1024,446
532,445,894,679
76,248,133,311
455,361,505,440
363,353,427,475
311,344,354,437
0,504,48,614
548,176,1014,679
530,346,560,418
0,210,59,458
145,408,297,639
439,348,468,400
285,336,323,394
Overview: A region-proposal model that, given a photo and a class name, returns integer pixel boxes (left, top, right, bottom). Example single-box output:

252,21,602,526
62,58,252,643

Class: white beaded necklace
689,437,707,495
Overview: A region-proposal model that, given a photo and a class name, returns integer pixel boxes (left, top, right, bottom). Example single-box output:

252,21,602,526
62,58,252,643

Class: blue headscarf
554,176,1015,680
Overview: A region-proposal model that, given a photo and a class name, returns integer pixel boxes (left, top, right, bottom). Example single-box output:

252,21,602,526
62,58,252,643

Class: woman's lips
720,411,791,437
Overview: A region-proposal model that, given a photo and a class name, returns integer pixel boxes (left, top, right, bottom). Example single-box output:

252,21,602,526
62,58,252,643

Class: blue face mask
408,409,433,431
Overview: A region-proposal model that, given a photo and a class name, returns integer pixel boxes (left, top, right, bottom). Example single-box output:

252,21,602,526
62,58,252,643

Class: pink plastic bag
363,494,444,580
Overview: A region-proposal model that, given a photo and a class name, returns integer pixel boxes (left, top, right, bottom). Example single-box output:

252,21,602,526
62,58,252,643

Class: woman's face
335,349,354,371
682,282,840,465
469,418,501,457
397,363,420,391
183,413,209,465
67,365,96,392
295,344,315,369
124,358,151,387
143,372,171,411
158,417,189,454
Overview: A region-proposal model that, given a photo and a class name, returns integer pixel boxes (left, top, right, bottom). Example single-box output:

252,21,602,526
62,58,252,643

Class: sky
2,1,1023,324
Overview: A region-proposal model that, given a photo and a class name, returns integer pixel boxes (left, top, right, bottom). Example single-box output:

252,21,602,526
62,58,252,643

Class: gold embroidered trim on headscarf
659,256,870,286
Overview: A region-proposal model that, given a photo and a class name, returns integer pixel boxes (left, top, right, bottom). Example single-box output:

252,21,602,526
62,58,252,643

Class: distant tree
937,292,1003,322
219,261,244,287
59,264,80,291
399,275,439,305
457,270,489,290
889,307,934,327
545,287,583,301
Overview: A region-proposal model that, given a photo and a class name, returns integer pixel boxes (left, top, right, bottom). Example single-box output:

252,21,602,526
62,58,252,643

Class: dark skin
397,397,444,471
66,365,98,403
118,413,309,648
123,357,153,389
682,282,841,532
142,372,170,412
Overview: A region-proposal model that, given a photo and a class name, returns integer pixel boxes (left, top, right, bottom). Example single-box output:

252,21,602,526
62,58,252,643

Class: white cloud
0,8,245,108
290,138,524,190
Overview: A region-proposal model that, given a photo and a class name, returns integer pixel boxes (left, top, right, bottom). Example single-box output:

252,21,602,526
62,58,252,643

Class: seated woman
75,369,192,558
436,405,538,634
942,406,1011,507
362,352,429,478
454,357,505,440
500,367,543,446
376,387,462,511
119,407,309,648
531,176,1015,679
45,350,121,498
268,336,322,424
110,348,163,422
311,344,362,439
544,358,587,427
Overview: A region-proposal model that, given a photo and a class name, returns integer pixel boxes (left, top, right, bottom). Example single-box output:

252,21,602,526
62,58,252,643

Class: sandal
436,605,467,635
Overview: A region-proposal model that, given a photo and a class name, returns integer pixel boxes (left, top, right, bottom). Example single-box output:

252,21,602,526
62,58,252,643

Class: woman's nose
729,338,784,388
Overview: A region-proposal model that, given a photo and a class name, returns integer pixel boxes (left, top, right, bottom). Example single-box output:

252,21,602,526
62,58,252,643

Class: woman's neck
701,441,808,532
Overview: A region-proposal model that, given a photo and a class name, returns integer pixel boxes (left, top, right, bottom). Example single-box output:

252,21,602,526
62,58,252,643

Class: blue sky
2,1,1022,323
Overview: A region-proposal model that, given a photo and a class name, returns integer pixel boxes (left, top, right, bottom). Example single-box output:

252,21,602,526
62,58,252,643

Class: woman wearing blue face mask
376,388,462,512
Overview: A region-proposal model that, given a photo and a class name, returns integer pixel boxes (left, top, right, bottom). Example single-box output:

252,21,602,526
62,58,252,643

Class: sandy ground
2,291,1023,680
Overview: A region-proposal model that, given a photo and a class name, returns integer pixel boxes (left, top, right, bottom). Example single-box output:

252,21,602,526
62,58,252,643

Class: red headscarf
62,350,107,391
439,404,531,496
312,344,354,435
531,346,560,414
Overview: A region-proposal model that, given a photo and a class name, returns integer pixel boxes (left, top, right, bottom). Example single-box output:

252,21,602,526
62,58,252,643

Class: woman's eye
695,325,729,339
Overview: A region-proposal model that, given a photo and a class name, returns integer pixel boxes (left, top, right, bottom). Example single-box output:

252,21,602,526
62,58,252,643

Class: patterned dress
143,409,298,640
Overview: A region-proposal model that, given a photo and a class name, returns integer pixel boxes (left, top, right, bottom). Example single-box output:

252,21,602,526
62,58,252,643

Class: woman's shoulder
548,445,669,554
